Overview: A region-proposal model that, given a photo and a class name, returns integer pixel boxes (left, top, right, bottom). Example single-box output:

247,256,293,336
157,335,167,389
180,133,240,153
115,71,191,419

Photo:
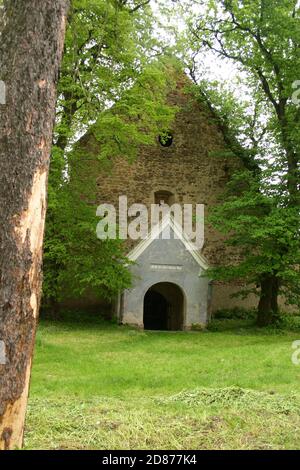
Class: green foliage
190,323,206,331
43,146,132,305
181,0,300,319
214,307,257,320
43,0,178,308
164,386,300,415
25,318,300,449
207,169,300,308
273,313,300,331
91,61,177,162
55,0,177,154
207,318,255,332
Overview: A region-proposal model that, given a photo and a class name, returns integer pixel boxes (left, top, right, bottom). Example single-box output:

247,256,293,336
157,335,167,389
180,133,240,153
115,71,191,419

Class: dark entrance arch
143,282,184,331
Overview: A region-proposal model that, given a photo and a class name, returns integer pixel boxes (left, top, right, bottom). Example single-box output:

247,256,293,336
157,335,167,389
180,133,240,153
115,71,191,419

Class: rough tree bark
257,275,279,327
0,0,69,450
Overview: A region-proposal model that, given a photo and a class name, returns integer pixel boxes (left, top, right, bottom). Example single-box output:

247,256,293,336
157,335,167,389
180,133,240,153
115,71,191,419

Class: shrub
214,307,256,320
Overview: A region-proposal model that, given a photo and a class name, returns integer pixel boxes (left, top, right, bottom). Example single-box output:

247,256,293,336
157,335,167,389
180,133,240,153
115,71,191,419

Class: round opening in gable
159,132,173,148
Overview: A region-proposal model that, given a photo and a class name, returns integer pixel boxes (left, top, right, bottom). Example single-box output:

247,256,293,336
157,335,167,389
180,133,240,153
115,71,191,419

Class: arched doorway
143,282,184,331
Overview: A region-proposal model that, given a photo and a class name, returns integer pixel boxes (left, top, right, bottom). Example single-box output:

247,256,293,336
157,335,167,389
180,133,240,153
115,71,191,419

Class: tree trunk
0,0,69,450
257,275,279,327
280,120,299,206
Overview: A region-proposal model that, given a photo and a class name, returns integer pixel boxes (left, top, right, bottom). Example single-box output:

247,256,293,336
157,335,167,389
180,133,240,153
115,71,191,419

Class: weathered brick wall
96,81,238,250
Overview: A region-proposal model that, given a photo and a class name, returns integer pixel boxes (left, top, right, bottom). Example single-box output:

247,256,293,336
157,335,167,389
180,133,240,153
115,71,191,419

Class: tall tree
43,0,176,313
55,0,159,155
0,0,69,449
182,0,300,324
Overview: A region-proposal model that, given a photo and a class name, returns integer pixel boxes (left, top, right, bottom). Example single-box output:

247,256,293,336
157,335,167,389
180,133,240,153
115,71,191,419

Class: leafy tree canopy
43,0,177,311
179,0,300,324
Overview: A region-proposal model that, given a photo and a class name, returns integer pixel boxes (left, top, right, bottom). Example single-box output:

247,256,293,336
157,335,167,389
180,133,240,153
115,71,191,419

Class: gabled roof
128,214,209,271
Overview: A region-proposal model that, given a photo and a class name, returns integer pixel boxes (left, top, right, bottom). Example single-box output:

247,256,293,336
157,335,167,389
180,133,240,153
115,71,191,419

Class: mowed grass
25,316,300,450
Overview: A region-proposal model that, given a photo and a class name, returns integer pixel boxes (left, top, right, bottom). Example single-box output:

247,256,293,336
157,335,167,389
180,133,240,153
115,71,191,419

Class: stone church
79,72,257,330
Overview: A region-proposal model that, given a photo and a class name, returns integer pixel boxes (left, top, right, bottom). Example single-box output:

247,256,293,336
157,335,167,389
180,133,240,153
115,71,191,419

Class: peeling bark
0,0,69,450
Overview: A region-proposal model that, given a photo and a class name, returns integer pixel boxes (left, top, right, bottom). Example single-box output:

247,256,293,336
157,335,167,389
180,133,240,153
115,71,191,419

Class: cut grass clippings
25,317,300,449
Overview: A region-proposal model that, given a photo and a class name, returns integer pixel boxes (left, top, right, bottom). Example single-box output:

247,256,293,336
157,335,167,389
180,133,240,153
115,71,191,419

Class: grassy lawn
25,315,300,450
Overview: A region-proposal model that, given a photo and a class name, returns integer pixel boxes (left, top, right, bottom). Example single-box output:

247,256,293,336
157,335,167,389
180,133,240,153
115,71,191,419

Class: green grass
25,316,300,449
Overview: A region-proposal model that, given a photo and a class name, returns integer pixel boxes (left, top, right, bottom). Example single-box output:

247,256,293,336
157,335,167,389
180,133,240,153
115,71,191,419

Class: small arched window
154,190,175,206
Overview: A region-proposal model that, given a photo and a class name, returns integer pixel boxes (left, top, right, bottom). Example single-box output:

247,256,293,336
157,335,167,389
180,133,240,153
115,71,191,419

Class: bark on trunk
257,275,279,327
0,0,69,450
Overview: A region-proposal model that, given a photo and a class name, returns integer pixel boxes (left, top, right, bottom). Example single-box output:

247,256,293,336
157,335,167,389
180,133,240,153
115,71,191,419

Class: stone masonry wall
78,75,258,312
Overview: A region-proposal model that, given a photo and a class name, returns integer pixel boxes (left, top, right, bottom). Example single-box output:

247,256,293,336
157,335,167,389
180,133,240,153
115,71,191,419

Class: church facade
81,74,257,329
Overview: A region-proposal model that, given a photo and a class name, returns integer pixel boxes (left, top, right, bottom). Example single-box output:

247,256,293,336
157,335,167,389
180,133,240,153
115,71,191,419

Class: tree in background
0,0,69,449
43,0,177,313
182,0,300,324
